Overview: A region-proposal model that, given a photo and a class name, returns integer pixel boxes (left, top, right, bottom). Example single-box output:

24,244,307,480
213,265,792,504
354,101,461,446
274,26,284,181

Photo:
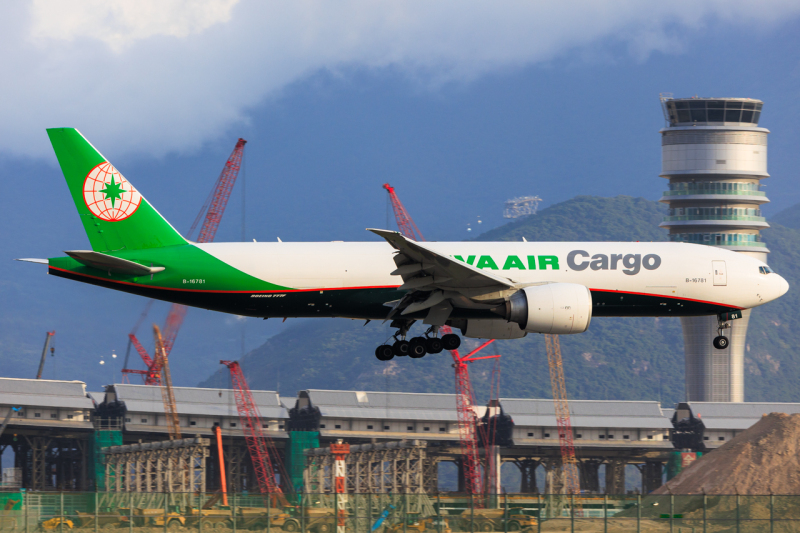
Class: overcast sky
1,0,800,393
3,0,800,157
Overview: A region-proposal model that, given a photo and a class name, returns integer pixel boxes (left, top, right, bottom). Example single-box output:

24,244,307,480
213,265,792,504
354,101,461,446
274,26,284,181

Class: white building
658,96,770,402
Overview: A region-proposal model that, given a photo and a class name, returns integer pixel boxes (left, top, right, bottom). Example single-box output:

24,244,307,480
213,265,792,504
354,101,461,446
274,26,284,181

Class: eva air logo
83,162,141,221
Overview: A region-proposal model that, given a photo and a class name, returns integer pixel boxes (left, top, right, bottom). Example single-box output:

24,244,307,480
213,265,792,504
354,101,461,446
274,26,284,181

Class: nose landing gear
713,317,731,350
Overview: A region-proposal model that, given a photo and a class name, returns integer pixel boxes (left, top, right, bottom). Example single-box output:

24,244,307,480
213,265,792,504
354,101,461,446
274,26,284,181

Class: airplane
18,128,790,361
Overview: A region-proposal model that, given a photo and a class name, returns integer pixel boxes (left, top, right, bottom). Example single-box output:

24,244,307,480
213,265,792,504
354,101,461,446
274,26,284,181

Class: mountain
475,195,668,243
200,195,800,405
771,203,800,231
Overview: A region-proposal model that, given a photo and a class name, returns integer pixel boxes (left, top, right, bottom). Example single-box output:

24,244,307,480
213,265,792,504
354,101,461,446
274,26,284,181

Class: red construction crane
35,331,56,380
383,183,499,502
382,184,425,242
451,341,500,502
221,360,291,502
122,138,247,383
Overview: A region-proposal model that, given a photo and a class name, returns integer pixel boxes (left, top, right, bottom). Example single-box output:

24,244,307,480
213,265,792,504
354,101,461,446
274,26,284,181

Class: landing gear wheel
375,345,395,361
442,333,461,351
409,337,427,358
393,340,410,356
425,337,444,354
713,335,729,350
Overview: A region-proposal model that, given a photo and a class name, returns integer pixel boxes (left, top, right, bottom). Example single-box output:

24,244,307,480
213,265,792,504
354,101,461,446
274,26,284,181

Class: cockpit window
759,266,774,274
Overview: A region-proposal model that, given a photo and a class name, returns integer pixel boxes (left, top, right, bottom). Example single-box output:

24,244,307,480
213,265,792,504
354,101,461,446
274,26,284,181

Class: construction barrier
1,491,800,532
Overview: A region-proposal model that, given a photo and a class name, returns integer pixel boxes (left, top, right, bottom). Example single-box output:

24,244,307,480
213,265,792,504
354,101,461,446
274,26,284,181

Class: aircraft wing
369,229,515,318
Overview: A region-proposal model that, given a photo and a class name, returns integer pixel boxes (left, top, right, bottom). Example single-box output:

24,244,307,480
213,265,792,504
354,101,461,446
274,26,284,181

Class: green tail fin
47,128,186,252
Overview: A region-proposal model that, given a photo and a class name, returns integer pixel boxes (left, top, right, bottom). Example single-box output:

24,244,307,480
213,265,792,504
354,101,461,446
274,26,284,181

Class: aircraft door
712,260,727,286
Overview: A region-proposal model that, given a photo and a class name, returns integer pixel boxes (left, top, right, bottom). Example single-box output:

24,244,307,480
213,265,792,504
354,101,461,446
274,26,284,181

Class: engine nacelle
506,283,592,334
461,319,528,340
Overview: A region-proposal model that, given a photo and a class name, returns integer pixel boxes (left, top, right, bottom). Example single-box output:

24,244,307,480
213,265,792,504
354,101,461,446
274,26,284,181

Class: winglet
368,228,409,250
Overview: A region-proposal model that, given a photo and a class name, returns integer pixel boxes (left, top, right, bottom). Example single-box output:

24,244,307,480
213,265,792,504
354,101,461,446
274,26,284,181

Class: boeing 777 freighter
18,129,789,360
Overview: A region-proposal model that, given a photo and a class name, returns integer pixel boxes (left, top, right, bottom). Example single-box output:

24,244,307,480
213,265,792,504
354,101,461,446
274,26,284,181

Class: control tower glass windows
665,100,762,126
669,233,765,247
669,207,761,217
667,182,762,195
707,100,724,122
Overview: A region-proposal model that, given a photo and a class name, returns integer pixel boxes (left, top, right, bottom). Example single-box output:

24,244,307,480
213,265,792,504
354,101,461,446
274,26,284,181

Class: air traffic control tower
658,96,769,402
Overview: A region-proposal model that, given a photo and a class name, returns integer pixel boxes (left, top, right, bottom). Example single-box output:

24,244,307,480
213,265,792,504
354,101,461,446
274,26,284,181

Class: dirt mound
655,412,800,495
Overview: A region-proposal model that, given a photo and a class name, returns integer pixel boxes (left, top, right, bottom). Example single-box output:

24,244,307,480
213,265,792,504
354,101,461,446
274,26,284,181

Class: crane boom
544,334,580,496
452,347,485,500
198,139,246,243
35,331,55,380
383,183,425,242
122,138,246,382
161,138,246,357
128,334,158,381
154,325,181,440
220,360,282,495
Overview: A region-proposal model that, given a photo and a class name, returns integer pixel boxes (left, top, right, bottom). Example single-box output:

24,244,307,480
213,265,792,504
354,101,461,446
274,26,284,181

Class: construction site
3,98,800,532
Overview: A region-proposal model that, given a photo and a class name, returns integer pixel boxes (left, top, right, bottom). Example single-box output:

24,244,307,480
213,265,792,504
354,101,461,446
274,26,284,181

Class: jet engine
504,283,593,334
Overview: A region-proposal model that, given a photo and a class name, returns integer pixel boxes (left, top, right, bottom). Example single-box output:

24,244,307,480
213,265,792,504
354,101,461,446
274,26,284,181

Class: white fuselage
194,240,788,316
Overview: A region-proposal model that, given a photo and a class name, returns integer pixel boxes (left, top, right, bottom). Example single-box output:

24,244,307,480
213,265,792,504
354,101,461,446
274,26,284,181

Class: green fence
2,492,800,532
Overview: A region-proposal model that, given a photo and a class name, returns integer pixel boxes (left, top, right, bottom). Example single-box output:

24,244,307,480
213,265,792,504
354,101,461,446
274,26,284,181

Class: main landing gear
374,322,461,361
713,317,731,350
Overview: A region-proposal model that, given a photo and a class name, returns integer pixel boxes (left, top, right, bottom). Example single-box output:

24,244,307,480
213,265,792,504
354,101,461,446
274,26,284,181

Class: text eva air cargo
19,129,789,360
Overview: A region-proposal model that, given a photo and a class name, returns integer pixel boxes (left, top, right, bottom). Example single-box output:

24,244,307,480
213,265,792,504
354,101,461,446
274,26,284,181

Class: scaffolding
102,437,209,494
304,440,437,496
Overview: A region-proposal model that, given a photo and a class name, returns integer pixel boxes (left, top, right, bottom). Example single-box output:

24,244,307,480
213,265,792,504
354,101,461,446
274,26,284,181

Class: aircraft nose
776,274,790,298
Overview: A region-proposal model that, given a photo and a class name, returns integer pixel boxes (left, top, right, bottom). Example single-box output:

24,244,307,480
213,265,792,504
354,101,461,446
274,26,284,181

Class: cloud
29,0,238,52
2,0,799,159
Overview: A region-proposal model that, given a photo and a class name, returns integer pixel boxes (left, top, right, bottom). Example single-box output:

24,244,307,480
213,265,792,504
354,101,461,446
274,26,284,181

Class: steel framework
102,437,209,493
35,331,55,380
450,341,500,501
544,334,580,496
220,360,282,495
303,440,435,494
154,325,180,440
383,183,425,241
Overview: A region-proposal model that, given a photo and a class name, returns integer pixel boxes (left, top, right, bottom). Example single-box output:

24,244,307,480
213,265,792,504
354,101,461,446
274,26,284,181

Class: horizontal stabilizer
64,250,165,275
15,258,49,264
